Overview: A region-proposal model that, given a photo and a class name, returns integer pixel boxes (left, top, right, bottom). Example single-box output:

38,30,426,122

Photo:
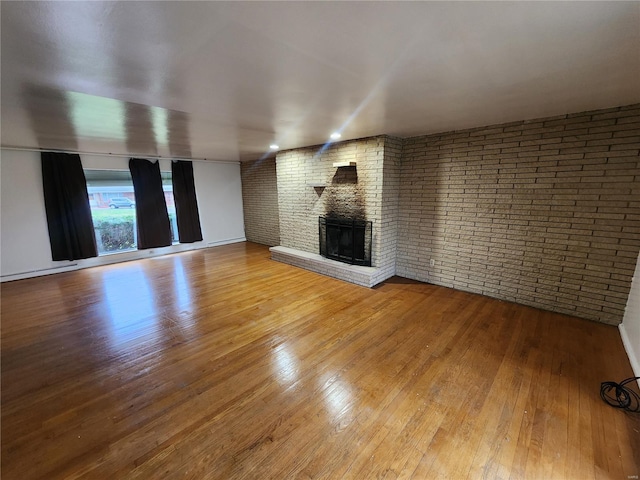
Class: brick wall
276,136,398,282
397,105,640,325
374,136,402,284
240,158,280,246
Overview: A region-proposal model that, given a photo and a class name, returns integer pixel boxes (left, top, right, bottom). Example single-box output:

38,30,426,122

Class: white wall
0,149,246,280
0,150,53,275
620,251,640,382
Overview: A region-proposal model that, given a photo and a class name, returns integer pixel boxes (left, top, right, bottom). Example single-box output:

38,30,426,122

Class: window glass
85,169,177,255
85,170,138,255
161,172,178,243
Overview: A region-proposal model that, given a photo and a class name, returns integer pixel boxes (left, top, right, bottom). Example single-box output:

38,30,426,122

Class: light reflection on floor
96,256,201,352
101,265,158,349
272,343,299,386
172,257,193,316
321,373,353,420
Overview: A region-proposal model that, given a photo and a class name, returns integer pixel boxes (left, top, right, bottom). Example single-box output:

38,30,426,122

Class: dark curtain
171,160,203,243
41,152,97,260
129,158,172,249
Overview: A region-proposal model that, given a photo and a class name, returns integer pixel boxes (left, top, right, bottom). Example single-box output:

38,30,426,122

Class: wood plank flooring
2,242,639,479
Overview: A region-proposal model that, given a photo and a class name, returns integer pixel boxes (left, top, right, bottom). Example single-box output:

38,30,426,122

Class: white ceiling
2,1,639,162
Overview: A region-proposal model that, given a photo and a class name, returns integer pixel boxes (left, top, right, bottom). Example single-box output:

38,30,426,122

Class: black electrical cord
600,377,640,413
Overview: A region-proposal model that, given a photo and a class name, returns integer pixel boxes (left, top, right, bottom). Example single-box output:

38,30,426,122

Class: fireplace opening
319,216,372,266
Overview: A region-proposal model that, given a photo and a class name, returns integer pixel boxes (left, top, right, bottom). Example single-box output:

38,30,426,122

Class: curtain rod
0,145,241,164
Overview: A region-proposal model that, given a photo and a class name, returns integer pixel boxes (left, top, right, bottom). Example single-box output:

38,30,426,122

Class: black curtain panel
129,158,172,249
171,160,203,243
41,152,97,261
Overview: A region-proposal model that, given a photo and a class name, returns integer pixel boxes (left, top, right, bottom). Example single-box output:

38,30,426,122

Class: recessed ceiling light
269,144,279,150
330,132,341,140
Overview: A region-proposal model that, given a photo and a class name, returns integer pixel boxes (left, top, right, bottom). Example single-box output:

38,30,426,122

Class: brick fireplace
269,135,401,287
244,105,640,325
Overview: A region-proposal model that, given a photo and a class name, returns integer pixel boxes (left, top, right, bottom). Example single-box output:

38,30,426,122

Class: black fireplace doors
319,216,372,266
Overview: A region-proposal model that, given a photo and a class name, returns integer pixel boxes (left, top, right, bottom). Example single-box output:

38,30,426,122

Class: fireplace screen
319,216,372,266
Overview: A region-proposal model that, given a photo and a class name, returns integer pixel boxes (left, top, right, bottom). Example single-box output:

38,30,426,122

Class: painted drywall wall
192,160,246,243
620,251,640,380
0,150,54,275
0,150,246,280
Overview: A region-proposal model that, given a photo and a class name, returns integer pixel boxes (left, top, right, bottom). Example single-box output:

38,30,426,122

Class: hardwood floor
2,242,639,479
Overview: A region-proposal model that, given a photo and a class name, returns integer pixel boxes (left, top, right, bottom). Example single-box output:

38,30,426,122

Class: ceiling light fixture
330,132,341,140
269,144,279,150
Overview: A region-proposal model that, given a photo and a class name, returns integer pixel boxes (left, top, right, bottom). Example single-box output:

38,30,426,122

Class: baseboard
0,237,247,282
207,237,246,247
619,323,640,389
0,263,80,282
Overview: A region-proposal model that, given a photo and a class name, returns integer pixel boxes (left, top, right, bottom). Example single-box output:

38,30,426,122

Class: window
161,172,179,243
85,169,177,255
85,170,137,255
